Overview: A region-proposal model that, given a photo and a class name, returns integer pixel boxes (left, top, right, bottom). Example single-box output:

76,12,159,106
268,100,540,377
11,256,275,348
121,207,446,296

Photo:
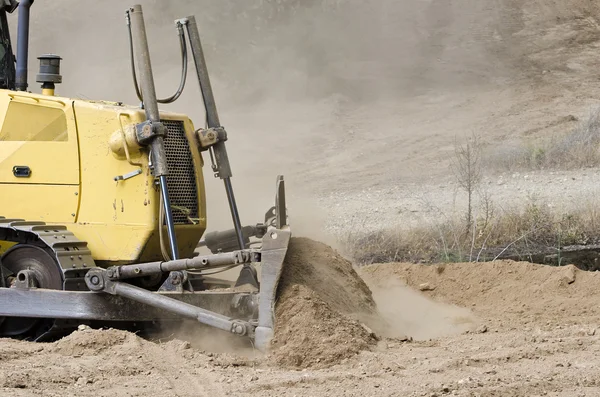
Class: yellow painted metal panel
1,102,67,141
0,183,79,222
74,102,155,226
67,223,153,263
0,241,17,256
72,100,206,263
68,223,204,264
0,90,79,184
139,224,206,263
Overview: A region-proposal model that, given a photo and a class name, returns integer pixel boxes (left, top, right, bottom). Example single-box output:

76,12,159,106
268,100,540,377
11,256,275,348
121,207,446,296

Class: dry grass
342,195,600,266
486,107,600,171
546,108,600,168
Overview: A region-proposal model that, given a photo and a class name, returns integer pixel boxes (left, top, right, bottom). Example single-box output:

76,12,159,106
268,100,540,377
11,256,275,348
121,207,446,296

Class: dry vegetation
487,107,600,171
343,196,600,266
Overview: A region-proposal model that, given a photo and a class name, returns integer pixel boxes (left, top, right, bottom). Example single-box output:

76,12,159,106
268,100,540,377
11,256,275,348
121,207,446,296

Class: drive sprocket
0,244,63,339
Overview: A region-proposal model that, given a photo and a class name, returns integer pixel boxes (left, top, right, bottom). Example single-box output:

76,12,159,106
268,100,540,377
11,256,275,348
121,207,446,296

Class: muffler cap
36,54,62,84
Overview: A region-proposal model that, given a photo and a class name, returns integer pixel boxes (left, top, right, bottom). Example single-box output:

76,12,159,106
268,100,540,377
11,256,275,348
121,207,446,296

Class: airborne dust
21,0,549,233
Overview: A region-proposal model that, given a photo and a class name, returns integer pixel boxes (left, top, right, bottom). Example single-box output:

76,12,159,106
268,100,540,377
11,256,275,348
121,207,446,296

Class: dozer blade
255,174,290,350
255,227,290,350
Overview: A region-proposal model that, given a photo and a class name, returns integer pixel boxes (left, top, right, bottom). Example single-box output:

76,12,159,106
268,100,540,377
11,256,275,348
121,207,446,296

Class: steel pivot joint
135,120,167,145
134,120,169,177
196,126,227,151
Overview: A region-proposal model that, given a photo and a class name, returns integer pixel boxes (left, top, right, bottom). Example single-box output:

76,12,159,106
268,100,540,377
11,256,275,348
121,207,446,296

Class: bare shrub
341,227,437,265
344,107,600,265
485,144,546,172
451,134,482,231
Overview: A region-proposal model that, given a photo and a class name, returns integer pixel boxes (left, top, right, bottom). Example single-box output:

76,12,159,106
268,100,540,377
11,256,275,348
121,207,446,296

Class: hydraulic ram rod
108,250,258,280
184,16,245,251
129,4,179,260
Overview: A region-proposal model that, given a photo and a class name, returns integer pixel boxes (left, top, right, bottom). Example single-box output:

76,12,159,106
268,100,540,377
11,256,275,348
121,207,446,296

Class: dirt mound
362,260,600,327
0,328,221,395
278,237,377,315
271,237,379,368
272,284,375,368
49,327,144,356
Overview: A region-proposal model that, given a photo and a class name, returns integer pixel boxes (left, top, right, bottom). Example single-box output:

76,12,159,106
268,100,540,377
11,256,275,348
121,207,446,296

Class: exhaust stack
15,0,33,91
36,54,62,96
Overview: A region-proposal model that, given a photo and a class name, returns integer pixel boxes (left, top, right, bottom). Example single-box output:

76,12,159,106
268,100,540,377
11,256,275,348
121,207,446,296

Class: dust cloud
155,320,260,358
9,1,517,236
361,277,478,341
11,0,599,236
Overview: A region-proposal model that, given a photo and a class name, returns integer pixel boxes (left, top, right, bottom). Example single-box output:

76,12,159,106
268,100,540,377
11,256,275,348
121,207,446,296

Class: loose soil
5,260,600,396
270,237,379,369
362,261,600,329
361,260,599,328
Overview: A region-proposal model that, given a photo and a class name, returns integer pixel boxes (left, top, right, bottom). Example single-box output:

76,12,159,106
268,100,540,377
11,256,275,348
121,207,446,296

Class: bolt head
90,275,100,285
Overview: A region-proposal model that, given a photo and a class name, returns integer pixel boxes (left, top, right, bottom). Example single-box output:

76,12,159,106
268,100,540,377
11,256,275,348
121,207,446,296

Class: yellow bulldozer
0,1,290,352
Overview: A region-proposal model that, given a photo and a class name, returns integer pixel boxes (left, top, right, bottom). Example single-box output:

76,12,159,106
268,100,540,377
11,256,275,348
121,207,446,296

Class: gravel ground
317,169,600,236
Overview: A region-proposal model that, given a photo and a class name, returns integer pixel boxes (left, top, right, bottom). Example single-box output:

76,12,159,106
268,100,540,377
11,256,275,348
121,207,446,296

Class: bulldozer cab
0,0,16,90
0,93,80,221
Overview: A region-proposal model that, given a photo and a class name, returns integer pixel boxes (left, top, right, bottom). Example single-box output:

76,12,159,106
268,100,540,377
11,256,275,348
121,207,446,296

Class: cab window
0,101,68,142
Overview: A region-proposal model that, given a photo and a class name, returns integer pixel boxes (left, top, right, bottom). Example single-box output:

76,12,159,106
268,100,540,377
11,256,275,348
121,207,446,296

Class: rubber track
0,216,95,271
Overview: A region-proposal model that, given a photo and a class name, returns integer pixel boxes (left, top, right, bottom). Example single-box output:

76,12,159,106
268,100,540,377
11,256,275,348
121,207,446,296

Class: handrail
7,92,67,106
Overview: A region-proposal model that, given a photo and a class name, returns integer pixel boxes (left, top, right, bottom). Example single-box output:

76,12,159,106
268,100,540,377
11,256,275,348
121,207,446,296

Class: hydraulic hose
157,22,187,104
126,12,187,104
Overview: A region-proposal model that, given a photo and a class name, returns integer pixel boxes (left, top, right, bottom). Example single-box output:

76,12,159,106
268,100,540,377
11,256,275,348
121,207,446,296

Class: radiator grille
161,120,199,225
